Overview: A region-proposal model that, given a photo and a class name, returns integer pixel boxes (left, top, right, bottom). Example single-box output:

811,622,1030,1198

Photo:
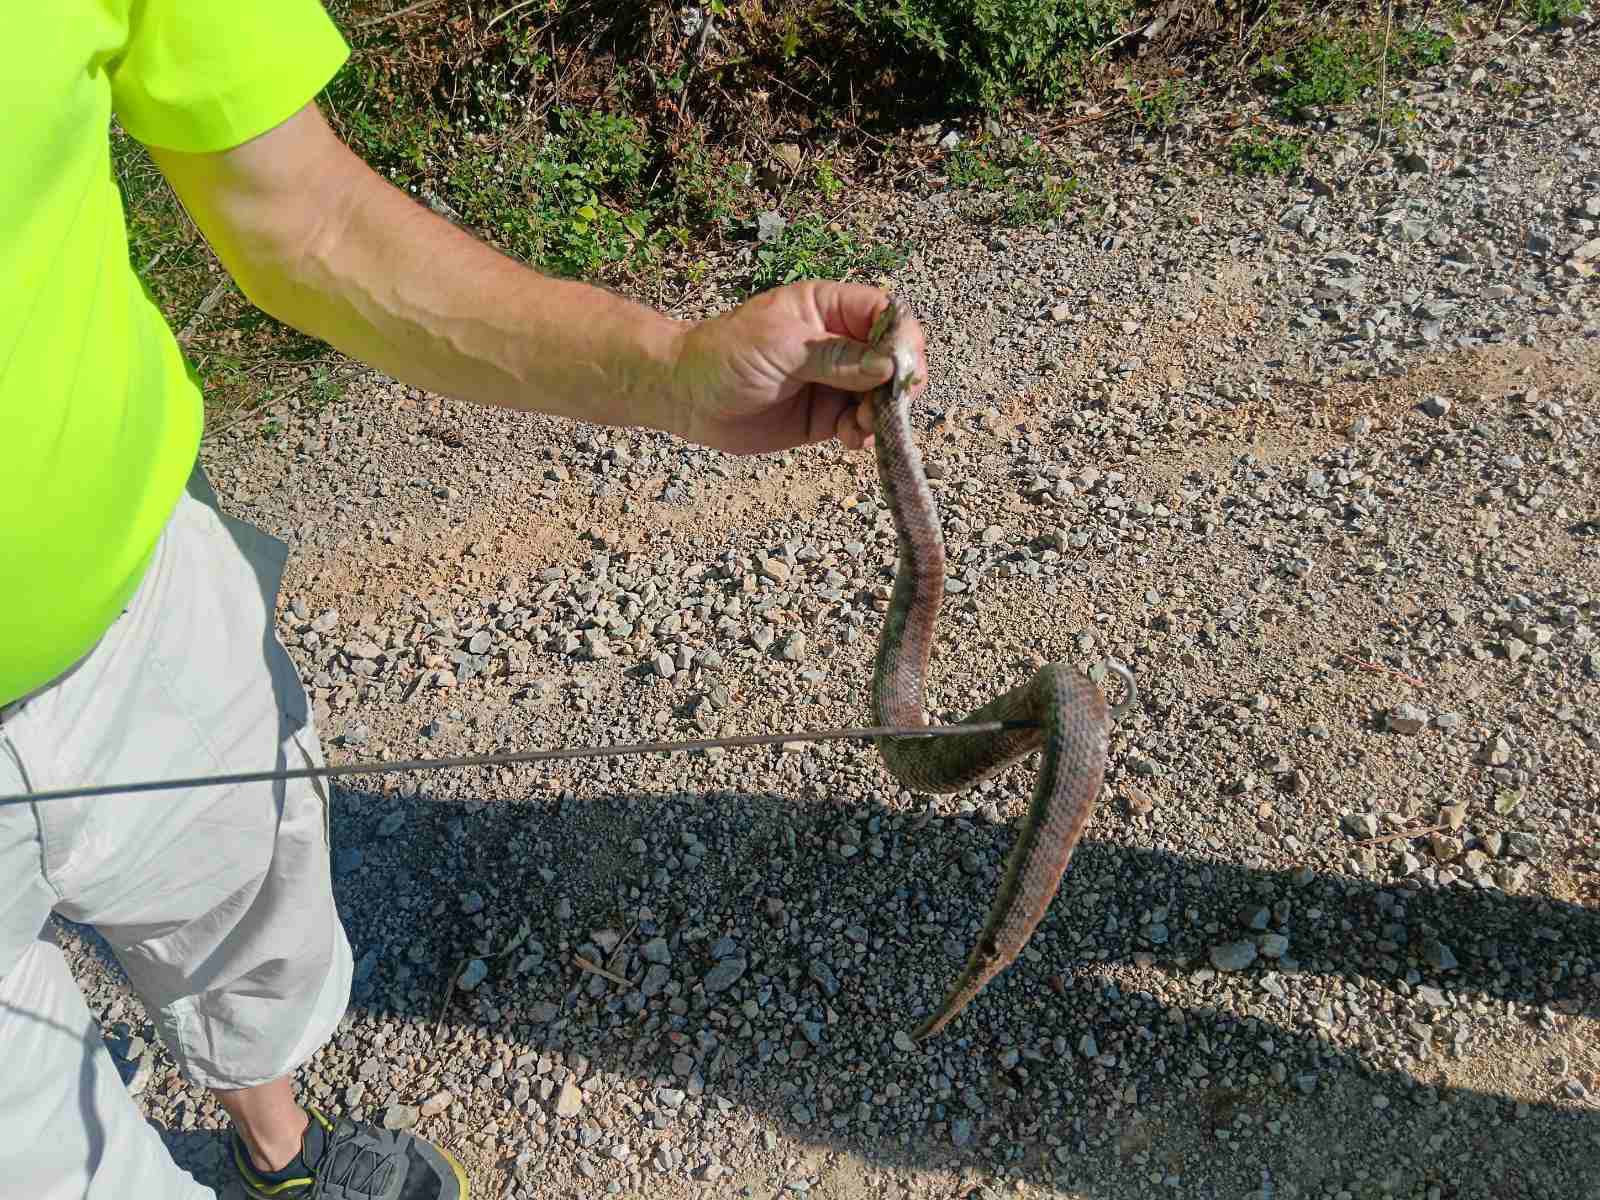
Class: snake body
864,298,1131,1041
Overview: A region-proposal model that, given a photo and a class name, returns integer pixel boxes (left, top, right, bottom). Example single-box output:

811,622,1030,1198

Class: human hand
666,279,927,456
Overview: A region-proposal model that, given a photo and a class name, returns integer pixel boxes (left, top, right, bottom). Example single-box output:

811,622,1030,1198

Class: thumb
796,335,896,391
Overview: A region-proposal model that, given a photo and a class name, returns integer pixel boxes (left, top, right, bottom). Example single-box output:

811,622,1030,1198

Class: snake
862,297,1135,1041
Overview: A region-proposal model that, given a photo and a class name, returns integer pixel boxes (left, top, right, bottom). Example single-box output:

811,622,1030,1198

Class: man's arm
148,102,908,453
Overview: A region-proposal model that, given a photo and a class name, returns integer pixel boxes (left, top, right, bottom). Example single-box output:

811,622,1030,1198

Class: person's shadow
67,775,1598,1198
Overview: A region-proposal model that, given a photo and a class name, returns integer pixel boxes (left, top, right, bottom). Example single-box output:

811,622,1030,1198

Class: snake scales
863,298,1134,1041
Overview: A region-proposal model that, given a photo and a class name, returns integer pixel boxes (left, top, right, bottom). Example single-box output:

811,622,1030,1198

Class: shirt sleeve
109,0,350,154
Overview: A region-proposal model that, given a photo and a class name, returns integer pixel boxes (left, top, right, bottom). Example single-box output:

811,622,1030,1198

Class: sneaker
231,1105,468,1199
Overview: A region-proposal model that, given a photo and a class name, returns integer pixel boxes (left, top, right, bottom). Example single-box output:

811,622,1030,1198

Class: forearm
154,108,685,433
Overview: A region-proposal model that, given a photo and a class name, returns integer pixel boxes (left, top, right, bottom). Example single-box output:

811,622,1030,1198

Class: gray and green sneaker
230,1106,467,1199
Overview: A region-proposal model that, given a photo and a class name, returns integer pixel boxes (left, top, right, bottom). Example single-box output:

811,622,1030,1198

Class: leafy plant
1376,100,1422,144
1128,79,1189,133
814,159,844,202
1390,28,1454,69
445,104,660,279
1262,36,1375,119
947,143,1008,190
1228,135,1305,177
750,215,906,293
840,0,1130,110
665,130,747,228
306,366,344,413
1259,21,1456,124
1001,175,1080,226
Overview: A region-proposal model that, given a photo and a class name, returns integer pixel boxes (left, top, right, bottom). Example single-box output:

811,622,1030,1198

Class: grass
1521,0,1581,23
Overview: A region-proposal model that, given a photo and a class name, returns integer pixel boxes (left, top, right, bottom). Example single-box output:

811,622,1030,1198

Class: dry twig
434,953,471,1038
1339,653,1426,688
573,954,633,988
1348,0,1397,182
486,0,542,34
1353,821,1450,848
356,0,446,29
176,279,231,348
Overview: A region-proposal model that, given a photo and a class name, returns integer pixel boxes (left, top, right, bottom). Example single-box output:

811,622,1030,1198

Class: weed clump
751,215,907,292
1228,135,1305,177
947,137,1081,227
840,0,1130,110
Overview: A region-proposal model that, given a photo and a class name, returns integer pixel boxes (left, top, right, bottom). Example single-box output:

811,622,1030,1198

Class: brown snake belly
862,298,1134,1041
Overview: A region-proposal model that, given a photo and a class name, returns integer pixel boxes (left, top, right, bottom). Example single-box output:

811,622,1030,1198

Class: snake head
868,298,926,400
867,298,901,348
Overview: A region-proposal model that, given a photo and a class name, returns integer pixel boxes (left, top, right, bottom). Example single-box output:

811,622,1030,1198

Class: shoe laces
310,1116,399,1198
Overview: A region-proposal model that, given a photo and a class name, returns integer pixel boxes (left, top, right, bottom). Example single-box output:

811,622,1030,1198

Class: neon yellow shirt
1,2,348,707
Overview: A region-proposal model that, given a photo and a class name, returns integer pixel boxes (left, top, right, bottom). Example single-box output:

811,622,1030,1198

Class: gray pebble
703,958,747,993
1387,703,1429,735
1257,933,1290,959
1211,941,1259,972
1421,939,1459,971
383,1104,420,1131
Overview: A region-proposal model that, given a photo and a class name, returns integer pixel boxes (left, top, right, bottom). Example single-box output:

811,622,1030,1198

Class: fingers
796,335,895,391
852,393,876,441
800,387,876,452
806,279,927,361
835,400,875,452
803,279,896,342
797,281,928,398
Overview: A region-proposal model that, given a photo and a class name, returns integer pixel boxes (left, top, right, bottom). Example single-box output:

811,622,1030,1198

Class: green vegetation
1128,80,1189,134
1391,28,1455,69
664,130,745,229
947,136,1082,226
840,0,1129,110
814,159,845,203
441,105,659,279
1521,0,1581,23
1259,23,1456,122
752,215,907,292
948,142,1009,191
1262,35,1375,118
1228,135,1305,177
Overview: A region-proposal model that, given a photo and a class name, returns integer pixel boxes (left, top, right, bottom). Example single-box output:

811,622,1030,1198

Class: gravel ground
53,14,1600,1200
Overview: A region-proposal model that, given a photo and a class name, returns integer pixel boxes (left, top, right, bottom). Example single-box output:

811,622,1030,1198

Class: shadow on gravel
321,776,1599,1196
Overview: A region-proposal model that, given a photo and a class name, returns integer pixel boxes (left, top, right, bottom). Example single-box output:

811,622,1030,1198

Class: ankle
240,1105,310,1174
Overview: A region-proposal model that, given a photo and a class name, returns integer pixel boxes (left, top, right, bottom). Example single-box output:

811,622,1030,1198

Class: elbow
212,180,354,335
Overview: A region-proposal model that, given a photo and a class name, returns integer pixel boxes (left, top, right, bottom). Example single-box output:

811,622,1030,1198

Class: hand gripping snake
862,297,1135,1041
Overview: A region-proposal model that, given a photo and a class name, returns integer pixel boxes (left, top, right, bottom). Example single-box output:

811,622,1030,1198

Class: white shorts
0,468,352,1198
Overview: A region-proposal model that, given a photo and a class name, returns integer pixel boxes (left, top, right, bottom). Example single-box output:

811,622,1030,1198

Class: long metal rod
0,720,1042,807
